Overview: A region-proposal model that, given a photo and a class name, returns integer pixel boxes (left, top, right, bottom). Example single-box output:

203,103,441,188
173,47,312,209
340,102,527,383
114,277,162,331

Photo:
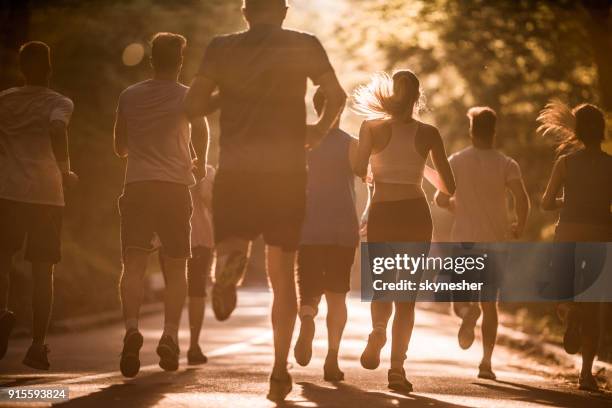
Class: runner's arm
507,178,530,238
50,120,70,172
190,116,210,177
352,121,374,179
307,72,346,148
185,76,217,119
429,127,456,195
541,156,565,211
434,190,455,212
113,110,128,158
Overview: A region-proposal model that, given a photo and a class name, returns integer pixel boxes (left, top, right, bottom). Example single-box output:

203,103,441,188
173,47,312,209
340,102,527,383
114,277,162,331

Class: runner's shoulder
0,86,22,99
448,146,472,163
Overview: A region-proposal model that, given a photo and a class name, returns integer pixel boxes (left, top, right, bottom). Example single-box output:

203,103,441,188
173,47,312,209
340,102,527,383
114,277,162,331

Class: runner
114,32,209,377
352,70,455,393
157,162,216,365
185,0,346,401
293,88,359,382
435,107,530,380
539,101,611,391
0,41,76,370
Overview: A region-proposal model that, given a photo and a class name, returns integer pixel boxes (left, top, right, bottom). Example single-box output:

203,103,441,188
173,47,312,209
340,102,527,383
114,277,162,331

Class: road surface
1,290,611,407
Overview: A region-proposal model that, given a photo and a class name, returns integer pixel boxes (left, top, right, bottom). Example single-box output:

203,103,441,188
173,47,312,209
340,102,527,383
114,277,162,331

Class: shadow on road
283,381,474,408
55,370,197,408
474,379,612,408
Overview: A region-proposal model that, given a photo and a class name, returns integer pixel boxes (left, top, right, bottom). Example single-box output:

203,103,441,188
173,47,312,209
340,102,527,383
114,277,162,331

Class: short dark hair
19,41,51,83
313,87,326,117
243,0,288,11
574,103,605,147
467,106,497,145
150,32,186,73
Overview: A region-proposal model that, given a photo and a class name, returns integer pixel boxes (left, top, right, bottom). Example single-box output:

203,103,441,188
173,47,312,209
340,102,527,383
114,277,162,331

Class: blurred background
0,0,610,357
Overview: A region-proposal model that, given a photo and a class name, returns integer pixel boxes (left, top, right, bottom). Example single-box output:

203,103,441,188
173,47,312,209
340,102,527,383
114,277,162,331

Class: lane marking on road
58,330,272,385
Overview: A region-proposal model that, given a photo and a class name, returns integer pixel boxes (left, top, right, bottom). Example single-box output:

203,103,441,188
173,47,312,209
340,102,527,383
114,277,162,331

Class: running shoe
388,368,413,393
22,344,50,370
323,362,345,382
0,311,16,359
294,315,315,366
212,252,247,321
120,329,143,378
578,374,599,392
458,304,481,350
157,335,180,371
477,363,497,380
563,307,581,355
266,371,292,402
360,329,386,370
187,345,208,365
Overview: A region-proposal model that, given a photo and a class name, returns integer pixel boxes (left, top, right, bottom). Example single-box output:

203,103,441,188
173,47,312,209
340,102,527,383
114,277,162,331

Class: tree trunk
582,0,612,112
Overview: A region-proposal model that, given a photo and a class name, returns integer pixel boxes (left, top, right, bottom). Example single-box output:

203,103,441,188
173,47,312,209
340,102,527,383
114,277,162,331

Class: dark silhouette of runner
185,0,346,401
114,32,209,378
0,41,77,370
436,106,531,380
293,88,359,382
539,101,611,391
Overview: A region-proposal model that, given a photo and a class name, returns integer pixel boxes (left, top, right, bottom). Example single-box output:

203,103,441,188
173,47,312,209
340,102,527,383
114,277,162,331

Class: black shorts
451,246,505,302
297,245,356,303
367,198,432,302
212,171,306,252
160,246,213,298
0,199,63,264
119,181,192,259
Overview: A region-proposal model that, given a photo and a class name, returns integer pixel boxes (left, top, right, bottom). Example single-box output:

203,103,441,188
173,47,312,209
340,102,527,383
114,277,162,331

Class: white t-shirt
190,165,215,249
117,80,194,186
449,146,523,242
0,86,74,206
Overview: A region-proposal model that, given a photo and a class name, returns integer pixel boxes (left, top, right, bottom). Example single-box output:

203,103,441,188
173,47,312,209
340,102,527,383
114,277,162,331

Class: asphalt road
1,290,611,407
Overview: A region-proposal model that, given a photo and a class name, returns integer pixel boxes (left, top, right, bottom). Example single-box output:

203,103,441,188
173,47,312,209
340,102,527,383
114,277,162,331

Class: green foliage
333,0,607,240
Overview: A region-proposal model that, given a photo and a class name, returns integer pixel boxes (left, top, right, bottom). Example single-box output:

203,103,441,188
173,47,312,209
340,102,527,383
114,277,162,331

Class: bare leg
31,262,54,346
390,301,415,370
360,301,391,370
214,238,250,285
480,302,498,369
266,245,297,376
31,263,54,345
212,238,250,321
324,292,347,380
325,292,347,354
160,254,187,342
580,303,600,383
0,255,11,311
119,249,149,330
189,296,205,348
371,301,393,331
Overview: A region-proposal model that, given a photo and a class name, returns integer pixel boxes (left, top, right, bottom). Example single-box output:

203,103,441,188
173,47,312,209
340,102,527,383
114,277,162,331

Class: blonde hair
537,100,605,157
352,70,424,121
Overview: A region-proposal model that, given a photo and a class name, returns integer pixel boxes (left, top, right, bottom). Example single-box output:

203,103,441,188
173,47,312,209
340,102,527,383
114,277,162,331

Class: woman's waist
372,182,425,202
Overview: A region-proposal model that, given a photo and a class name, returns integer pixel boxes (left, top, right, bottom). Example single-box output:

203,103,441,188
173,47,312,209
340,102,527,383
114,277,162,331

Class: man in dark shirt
186,0,346,401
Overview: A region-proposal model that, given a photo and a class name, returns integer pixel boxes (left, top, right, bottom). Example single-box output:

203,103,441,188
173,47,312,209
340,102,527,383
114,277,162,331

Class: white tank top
370,120,425,185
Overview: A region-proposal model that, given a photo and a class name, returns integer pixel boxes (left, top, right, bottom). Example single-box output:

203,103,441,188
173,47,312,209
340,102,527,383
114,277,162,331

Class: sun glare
122,42,145,66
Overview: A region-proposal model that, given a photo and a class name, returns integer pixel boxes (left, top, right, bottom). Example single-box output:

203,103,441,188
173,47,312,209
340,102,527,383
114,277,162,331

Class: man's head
150,32,186,76
19,41,51,86
242,0,288,27
467,106,497,148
